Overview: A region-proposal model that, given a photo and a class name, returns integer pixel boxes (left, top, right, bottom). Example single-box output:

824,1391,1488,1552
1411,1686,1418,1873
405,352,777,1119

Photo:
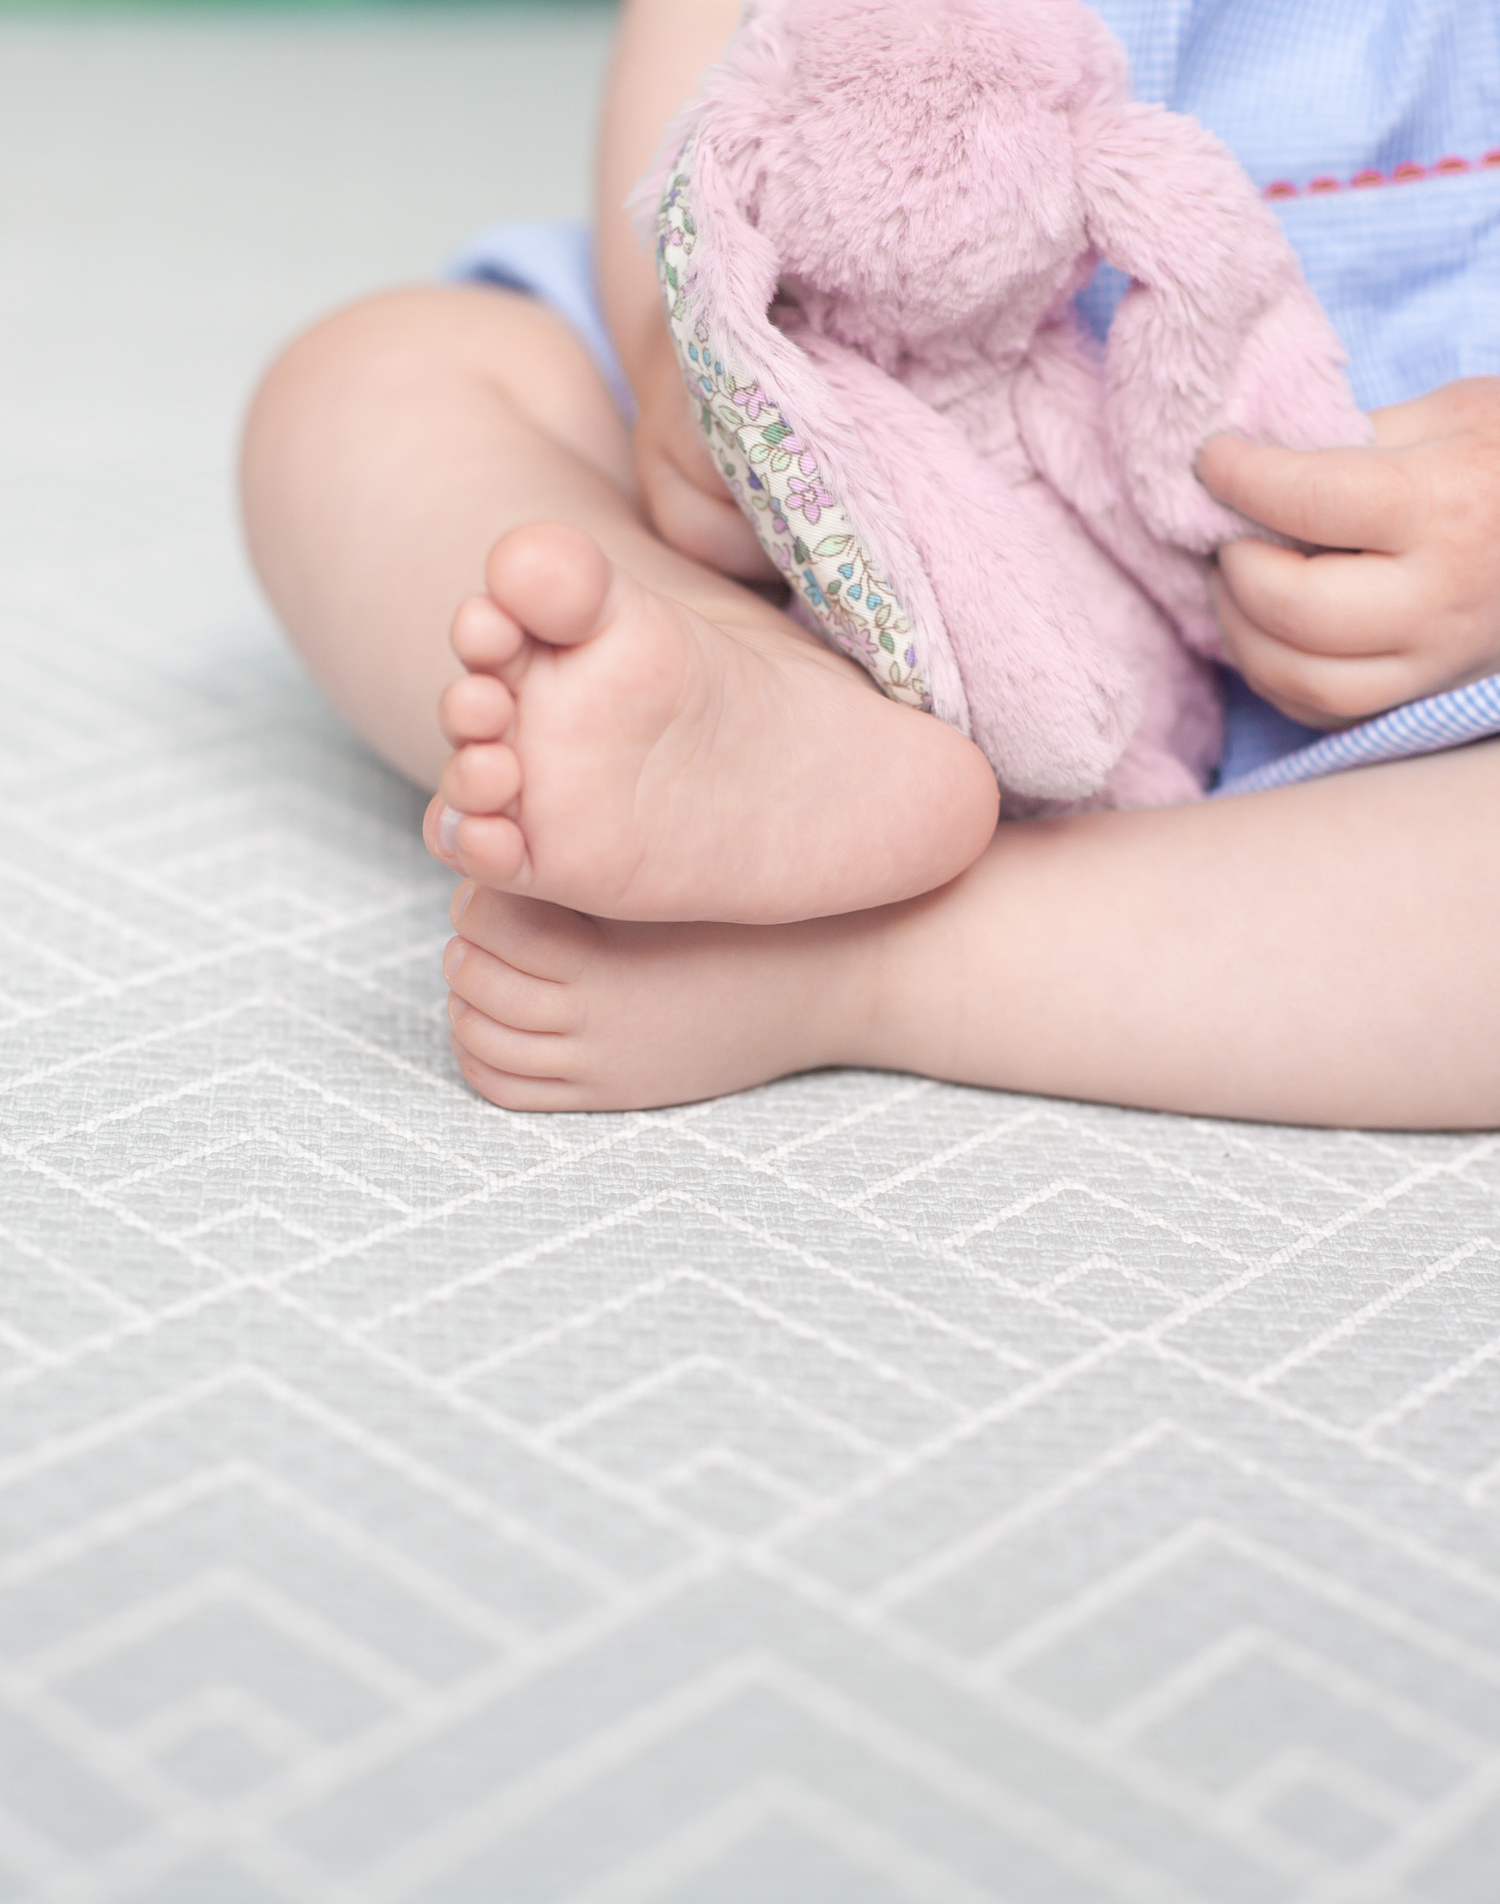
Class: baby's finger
1368,378,1500,449
1198,436,1414,554
667,393,735,496
639,444,779,582
1215,582,1415,726
1217,539,1414,657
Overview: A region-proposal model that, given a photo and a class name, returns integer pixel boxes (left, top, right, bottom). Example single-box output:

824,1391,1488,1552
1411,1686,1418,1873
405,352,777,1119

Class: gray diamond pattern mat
2,13,1499,1902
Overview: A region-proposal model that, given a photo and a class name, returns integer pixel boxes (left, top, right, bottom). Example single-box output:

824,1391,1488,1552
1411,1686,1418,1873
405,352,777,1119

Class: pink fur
634,0,1370,806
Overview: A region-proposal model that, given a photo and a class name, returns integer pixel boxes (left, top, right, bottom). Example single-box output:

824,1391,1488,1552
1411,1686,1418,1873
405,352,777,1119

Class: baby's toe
452,886,595,982
451,593,526,673
444,935,579,1034
439,740,521,816
450,1039,581,1113
439,671,514,746
423,801,528,885
444,883,593,1107
449,814,530,887
448,994,574,1080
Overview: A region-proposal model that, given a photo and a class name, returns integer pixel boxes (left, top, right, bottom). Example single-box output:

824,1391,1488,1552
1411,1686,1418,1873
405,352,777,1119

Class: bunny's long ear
1075,102,1370,552
634,117,973,733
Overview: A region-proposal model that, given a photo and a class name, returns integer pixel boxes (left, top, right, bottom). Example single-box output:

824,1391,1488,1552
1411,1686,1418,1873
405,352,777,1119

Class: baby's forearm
595,0,741,396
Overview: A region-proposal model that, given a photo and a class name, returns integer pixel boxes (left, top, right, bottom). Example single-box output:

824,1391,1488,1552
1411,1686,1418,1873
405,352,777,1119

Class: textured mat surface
2,13,1500,1903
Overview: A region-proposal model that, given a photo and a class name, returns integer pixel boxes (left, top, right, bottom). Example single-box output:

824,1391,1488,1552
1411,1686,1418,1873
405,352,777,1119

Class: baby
241,0,1500,1130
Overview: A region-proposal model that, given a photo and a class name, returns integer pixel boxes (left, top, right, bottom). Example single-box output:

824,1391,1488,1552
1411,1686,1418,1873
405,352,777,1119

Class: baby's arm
595,0,774,579
1200,379,1500,726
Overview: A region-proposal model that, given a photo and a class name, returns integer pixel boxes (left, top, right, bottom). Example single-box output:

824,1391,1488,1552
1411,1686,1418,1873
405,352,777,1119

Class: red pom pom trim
1264,149,1498,199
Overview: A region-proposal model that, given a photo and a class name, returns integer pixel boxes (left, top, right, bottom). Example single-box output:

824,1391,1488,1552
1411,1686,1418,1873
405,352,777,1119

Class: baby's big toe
487,523,614,649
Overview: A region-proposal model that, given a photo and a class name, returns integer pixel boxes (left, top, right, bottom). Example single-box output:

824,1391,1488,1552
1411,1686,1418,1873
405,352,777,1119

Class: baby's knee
239,288,473,570
242,289,445,472
239,284,598,514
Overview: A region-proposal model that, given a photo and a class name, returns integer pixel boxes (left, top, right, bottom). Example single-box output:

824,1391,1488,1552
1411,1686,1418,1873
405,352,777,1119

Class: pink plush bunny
636,0,1371,807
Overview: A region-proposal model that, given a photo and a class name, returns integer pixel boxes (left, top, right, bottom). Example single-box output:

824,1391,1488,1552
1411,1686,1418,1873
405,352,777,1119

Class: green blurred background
0,0,600,10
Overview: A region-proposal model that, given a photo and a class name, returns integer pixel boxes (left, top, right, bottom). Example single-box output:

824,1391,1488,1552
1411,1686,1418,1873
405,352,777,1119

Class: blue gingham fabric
1087,0,1500,794
446,218,636,420
1217,674,1500,795
1084,0,1500,413
453,0,1500,793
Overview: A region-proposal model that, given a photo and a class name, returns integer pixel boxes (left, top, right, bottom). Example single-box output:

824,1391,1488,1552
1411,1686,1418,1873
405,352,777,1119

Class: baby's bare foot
441,882,876,1112
423,522,996,924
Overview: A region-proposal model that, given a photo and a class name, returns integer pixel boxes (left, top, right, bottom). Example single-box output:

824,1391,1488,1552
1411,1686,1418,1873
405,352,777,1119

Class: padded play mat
2,12,1499,1900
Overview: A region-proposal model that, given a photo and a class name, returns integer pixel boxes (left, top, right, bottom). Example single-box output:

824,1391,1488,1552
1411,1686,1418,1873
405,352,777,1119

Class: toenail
445,939,466,979
451,880,475,924
439,804,466,856
448,994,468,1022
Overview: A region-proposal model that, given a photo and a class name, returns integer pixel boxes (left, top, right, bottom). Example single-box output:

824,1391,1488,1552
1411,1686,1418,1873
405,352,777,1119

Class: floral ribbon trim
653,149,931,710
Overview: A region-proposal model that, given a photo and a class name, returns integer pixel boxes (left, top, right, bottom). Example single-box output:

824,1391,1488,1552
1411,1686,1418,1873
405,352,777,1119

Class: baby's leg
241,286,997,923
443,738,1500,1130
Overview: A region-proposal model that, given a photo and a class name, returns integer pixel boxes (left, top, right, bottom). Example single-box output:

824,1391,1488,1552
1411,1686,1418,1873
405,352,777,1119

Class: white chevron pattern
1,12,1498,1901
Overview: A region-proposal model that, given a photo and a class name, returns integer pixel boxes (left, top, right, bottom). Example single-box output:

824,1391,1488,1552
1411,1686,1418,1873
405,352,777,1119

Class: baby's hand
1198,378,1500,727
631,317,778,582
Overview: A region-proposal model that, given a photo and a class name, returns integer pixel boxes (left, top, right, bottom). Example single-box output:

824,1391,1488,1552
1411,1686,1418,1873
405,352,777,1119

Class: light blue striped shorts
447,219,1500,799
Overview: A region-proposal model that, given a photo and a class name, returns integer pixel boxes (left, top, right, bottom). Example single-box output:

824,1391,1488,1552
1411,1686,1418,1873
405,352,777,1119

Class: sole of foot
423,521,998,925
442,881,883,1112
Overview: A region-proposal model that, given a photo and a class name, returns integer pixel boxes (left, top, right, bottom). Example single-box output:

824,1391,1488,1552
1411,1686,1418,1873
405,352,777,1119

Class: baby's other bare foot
424,522,996,924
442,882,875,1112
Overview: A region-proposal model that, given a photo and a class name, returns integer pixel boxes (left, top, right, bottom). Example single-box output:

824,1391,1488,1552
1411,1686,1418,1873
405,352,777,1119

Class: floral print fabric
653,151,932,710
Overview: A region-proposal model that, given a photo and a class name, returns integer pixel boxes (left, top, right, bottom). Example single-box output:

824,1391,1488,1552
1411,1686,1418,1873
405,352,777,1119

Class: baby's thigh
251,283,634,498
440,285,635,491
